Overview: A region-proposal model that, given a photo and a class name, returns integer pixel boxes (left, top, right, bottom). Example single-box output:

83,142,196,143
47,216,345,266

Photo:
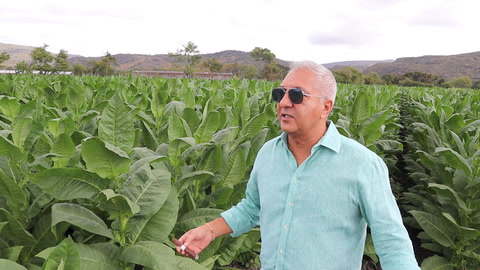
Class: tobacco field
0,74,478,270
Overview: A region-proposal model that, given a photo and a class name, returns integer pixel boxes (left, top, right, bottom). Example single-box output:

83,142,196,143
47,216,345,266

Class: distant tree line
0,44,118,76
333,66,480,89
1,43,479,89
166,41,289,80
9,44,70,75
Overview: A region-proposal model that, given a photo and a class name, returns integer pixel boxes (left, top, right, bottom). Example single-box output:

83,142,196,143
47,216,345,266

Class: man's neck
286,122,328,166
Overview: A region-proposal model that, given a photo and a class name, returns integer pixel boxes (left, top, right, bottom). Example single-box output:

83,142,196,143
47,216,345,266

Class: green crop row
0,74,478,270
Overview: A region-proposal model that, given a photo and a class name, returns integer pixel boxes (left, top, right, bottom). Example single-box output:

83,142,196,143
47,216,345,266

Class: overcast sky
1,0,479,64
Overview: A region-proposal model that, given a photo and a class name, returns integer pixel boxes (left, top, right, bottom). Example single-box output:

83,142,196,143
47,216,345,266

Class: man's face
276,69,332,136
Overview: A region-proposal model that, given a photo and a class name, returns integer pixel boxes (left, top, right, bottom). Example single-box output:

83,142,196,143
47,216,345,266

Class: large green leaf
150,87,166,120
121,241,176,270
217,234,251,266
182,107,201,134
76,243,118,270
350,91,371,125
0,135,24,162
126,188,178,244
98,92,135,153
435,147,472,176
168,113,189,142
177,208,224,232
0,259,27,270
31,168,109,200
444,113,464,134
97,189,140,220
239,113,266,137
175,170,214,196
0,170,27,220
42,237,80,270
428,183,470,212
200,186,234,208
66,85,85,114
0,95,20,120
122,169,172,216
211,127,240,144
176,256,209,270
81,137,131,179
442,212,480,241
168,137,195,168
221,149,247,188
139,120,159,150
123,155,167,187
51,203,114,239
12,117,32,151
31,215,60,256
358,109,390,145
201,145,223,173
12,116,44,153
48,114,75,138
0,208,37,247
194,110,220,144
51,133,76,168
2,246,23,262
420,255,454,270
409,210,457,248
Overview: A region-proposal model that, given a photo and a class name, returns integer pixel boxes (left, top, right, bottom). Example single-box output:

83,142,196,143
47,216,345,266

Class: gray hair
289,61,337,105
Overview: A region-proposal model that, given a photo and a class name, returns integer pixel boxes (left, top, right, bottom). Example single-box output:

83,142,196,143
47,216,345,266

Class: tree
333,67,364,84
202,58,222,73
88,52,117,76
15,61,30,74
364,72,385,85
223,63,251,78
30,44,54,74
244,65,259,80
168,41,202,78
72,64,87,75
52,49,70,73
0,52,10,65
472,80,480,90
250,47,284,81
381,74,397,85
446,76,473,88
398,78,433,87
250,47,275,63
403,71,441,86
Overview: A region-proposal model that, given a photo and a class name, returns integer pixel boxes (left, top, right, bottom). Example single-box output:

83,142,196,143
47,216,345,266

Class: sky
1,0,479,64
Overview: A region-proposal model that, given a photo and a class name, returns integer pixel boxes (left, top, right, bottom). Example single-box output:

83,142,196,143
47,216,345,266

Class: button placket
277,174,300,269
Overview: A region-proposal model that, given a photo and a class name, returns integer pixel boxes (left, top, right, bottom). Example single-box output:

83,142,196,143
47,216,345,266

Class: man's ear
322,99,334,118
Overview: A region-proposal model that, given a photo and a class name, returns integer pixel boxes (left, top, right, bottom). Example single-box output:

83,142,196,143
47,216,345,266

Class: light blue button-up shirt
221,122,419,270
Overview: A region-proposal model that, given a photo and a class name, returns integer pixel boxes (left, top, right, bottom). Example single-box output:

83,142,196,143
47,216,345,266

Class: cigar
172,238,199,260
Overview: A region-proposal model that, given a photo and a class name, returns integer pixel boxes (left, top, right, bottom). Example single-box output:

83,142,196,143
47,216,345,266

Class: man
176,61,420,269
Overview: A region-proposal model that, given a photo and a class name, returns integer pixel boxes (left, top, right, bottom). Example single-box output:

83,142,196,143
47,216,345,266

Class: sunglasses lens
289,89,304,104
272,88,285,102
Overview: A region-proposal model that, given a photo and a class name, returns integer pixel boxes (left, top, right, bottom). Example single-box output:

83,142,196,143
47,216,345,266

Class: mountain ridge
1,42,479,80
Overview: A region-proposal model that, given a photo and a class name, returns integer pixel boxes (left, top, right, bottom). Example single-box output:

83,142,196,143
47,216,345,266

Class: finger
172,238,199,260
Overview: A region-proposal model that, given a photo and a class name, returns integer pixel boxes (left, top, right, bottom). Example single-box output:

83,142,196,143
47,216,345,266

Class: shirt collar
280,121,341,153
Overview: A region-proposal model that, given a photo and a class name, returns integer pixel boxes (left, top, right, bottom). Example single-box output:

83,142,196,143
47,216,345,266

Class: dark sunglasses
272,87,325,104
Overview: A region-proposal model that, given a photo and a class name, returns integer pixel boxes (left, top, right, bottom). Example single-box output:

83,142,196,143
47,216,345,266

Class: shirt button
279,249,284,253
283,225,288,229
288,202,293,206
293,177,297,182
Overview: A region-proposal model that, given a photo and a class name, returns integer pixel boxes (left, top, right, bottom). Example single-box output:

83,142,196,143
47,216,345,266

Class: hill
0,42,37,66
365,52,480,80
67,50,290,71
323,60,394,71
